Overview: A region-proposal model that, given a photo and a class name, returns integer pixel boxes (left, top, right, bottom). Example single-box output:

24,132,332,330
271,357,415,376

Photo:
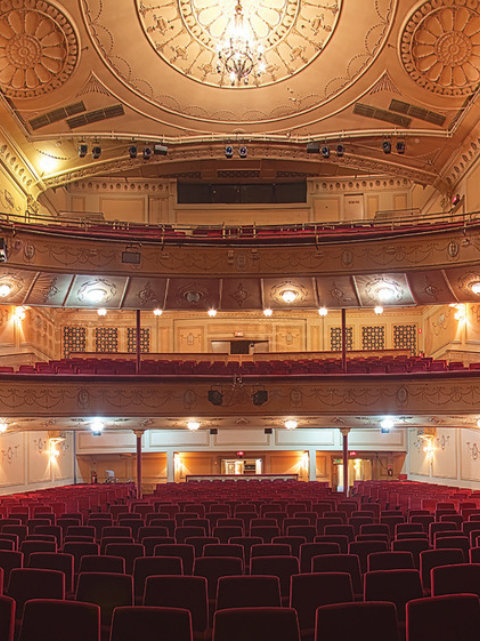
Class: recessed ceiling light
0,284,11,298
374,305,384,315
90,418,104,434
153,308,163,316
380,416,395,431
472,282,480,295
263,308,273,317
377,286,395,302
207,308,217,317
318,307,328,317
187,420,200,431
97,308,107,316
0,422,7,433
285,419,298,430
281,290,297,304
86,288,107,304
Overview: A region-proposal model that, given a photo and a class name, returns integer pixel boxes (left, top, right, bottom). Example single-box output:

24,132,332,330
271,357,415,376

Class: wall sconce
49,437,64,462
423,436,437,463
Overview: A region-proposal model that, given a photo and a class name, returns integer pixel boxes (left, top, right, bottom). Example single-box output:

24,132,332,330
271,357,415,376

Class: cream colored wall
0,431,74,495
408,427,480,489
423,303,480,361
0,307,58,365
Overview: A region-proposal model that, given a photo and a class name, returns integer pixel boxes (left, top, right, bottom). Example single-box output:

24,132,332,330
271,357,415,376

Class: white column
166,449,175,482
308,448,316,481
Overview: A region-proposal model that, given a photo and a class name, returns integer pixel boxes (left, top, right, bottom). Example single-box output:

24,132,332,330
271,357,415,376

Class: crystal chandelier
216,1,265,86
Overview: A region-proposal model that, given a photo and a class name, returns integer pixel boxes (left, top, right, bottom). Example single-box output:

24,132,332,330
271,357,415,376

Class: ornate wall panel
330,326,353,351
28,432,50,483
431,427,457,479
461,428,480,482
95,328,118,353
127,327,150,353
63,326,86,357
0,431,25,487
394,324,417,353
362,326,385,351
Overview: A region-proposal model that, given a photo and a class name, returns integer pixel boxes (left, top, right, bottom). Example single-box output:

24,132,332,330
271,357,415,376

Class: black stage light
209,428,218,435
382,140,391,154
0,239,7,263
252,390,268,406
264,428,273,434
336,144,345,157
129,145,137,159
154,144,168,155
78,143,88,158
239,145,247,158
225,145,234,158
143,147,152,160
321,145,330,158
92,146,101,159
208,390,224,406
396,141,405,154
307,142,320,153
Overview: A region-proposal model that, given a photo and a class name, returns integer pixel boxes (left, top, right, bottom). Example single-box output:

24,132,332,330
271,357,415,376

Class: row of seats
1,355,476,375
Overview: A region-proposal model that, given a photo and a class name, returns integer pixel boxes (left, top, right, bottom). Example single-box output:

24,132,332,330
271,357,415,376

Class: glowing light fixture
13,306,26,322
477,418,480,428
85,288,107,304
0,284,11,298
263,308,273,317
49,437,64,461
97,307,107,317
90,418,104,435
216,0,265,86
472,282,480,295
374,305,384,315
454,303,466,322
285,419,298,430
153,308,163,316
281,290,297,304
380,416,395,432
423,437,436,462
207,308,217,317
187,420,200,431
39,155,57,174
318,307,328,317
0,422,7,433
377,286,396,303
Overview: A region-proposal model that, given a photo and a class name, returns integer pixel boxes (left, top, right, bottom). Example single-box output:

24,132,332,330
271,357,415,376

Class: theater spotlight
382,140,391,154
225,145,234,159
78,143,88,158
208,390,224,406
396,141,406,154
252,390,268,406
153,144,168,155
336,144,345,157
0,239,7,263
92,146,101,159
143,147,152,160
321,145,330,159
239,146,247,158
129,145,137,159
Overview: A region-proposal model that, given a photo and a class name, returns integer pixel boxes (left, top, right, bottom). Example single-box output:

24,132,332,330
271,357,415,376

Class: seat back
212,607,300,641
110,606,192,641
75,572,133,626
406,594,480,641
315,601,399,641
216,575,281,609
19,598,100,641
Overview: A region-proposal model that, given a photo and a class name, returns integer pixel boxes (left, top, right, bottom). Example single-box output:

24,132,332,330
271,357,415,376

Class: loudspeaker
208,390,223,406
0,239,7,263
209,428,218,435
307,142,320,153
252,390,268,406
264,428,272,434
154,144,168,155
121,251,140,264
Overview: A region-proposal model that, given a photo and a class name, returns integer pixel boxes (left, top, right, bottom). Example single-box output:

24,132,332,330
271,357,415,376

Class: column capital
339,428,351,436
133,429,145,438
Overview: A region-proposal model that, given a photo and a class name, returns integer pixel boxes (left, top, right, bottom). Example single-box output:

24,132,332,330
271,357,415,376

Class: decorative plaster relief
0,0,79,98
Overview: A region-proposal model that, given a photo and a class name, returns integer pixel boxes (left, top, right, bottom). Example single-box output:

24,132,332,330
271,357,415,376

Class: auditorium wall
0,431,74,496
408,427,480,489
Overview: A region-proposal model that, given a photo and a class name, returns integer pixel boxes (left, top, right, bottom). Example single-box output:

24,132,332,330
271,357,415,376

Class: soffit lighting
153,308,163,316
281,290,297,304
187,420,200,431
380,417,395,432
471,282,480,295
263,308,273,317
318,307,328,317
216,0,265,86
97,307,107,317
374,305,384,315
285,419,298,430
90,418,104,435
208,308,217,317
0,284,11,298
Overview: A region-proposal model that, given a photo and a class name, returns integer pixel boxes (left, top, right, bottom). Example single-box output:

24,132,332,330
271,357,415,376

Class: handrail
0,207,476,243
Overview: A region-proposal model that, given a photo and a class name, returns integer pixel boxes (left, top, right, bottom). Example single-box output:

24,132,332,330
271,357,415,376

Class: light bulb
374,305,383,315
285,419,298,430
0,284,11,298
281,290,297,304
318,307,328,317
153,308,163,316
208,308,217,317
187,421,200,431
263,308,273,317
472,282,480,295
97,308,107,317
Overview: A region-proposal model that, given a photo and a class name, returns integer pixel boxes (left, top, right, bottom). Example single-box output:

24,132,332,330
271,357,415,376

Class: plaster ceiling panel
263,278,317,309
315,276,359,308
406,270,454,305
26,273,74,307
65,275,127,308
0,270,37,305
165,278,220,310
122,278,167,309
221,279,262,310
354,273,415,307
444,267,480,303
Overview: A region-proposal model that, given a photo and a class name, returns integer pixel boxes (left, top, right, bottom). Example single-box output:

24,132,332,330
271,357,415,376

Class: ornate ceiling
1,0,480,193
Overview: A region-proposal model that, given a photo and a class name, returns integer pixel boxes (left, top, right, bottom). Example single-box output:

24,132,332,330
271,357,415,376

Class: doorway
221,458,262,475
333,457,372,491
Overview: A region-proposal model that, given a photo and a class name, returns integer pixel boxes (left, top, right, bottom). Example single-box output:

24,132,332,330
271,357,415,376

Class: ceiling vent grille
354,103,411,128
389,99,446,126
66,104,125,129
29,102,86,130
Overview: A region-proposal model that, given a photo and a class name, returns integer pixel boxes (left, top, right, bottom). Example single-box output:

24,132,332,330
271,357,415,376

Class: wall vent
29,102,86,130
67,104,124,129
389,99,446,126
353,103,411,128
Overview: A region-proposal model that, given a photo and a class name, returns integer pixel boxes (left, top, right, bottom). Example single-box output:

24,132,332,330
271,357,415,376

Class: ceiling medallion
0,0,79,98
270,281,307,305
137,0,342,88
400,0,480,96
364,277,402,304
77,279,117,305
